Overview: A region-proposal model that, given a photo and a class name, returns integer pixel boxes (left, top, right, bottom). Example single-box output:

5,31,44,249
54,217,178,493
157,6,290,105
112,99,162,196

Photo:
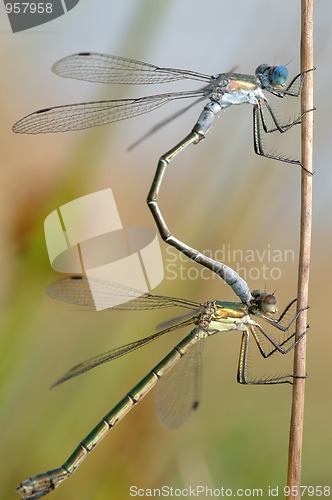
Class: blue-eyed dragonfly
12,54,313,289
17,275,306,499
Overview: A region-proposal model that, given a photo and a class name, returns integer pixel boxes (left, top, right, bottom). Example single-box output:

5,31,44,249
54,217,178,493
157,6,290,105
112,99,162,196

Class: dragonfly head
251,289,277,315
255,64,288,90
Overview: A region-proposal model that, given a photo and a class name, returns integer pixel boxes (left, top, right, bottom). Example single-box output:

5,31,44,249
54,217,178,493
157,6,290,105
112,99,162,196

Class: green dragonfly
17,275,306,499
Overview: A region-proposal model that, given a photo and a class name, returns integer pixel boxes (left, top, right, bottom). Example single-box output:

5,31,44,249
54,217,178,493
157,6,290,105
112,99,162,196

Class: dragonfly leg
257,68,315,134
250,322,308,359
258,99,313,134
252,104,312,173
274,298,298,323
147,131,253,304
259,305,308,333
252,321,307,356
253,68,315,172
237,327,306,385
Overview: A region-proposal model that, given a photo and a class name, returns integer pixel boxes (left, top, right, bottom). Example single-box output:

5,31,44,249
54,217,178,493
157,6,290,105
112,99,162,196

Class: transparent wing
52,53,212,85
51,316,196,388
12,90,204,134
156,339,203,429
46,275,200,311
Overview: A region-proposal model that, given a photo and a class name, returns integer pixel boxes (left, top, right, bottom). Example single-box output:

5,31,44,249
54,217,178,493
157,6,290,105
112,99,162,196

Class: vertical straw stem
287,1,314,498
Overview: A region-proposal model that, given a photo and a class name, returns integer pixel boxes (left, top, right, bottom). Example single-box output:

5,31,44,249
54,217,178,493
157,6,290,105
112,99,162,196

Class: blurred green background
1,1,331,499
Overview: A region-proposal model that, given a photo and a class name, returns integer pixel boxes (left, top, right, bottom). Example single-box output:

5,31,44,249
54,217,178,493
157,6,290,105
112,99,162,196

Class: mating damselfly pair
13,53,310,499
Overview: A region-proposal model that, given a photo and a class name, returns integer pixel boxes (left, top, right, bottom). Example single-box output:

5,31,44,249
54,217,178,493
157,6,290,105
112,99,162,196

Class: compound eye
261,294,277,314
272,65,288,86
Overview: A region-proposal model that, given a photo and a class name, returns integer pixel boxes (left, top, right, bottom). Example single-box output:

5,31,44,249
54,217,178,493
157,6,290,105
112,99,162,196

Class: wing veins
52,53,211,85
13,90,205,134
51,317,197,388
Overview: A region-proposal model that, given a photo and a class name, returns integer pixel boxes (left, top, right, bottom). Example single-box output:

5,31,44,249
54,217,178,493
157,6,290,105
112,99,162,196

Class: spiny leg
236,329,293,385
253,104,312,170
274,298,298,323
237,327,306,385
250,324,307,360
252,68,315,171
258,67,314,133
257,99,311,134
252,321,307,356
257,302,308,333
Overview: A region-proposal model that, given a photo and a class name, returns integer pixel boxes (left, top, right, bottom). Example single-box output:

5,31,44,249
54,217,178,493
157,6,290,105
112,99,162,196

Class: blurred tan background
0,1,331,499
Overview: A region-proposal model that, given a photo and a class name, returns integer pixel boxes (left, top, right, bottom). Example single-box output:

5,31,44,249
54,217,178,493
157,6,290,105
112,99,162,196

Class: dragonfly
12,54,313,292
17,275,306,500
12,53,311,165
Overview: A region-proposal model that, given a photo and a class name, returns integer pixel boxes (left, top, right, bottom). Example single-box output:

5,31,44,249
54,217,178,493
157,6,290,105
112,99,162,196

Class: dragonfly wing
156,339,203,429
52,53,211,85
52,316,196,387
46,276,200,311
12,91,204,134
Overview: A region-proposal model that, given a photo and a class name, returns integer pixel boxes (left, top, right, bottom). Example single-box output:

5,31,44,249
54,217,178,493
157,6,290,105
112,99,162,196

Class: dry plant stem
287,1,314,498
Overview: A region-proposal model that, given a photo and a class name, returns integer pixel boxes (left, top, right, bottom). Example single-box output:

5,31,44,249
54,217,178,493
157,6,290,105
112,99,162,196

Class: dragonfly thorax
210,74,265,108
204,301,248,333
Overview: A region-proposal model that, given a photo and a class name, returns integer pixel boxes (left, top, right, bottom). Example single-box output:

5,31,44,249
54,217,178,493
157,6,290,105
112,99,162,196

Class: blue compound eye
272,65,288,86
